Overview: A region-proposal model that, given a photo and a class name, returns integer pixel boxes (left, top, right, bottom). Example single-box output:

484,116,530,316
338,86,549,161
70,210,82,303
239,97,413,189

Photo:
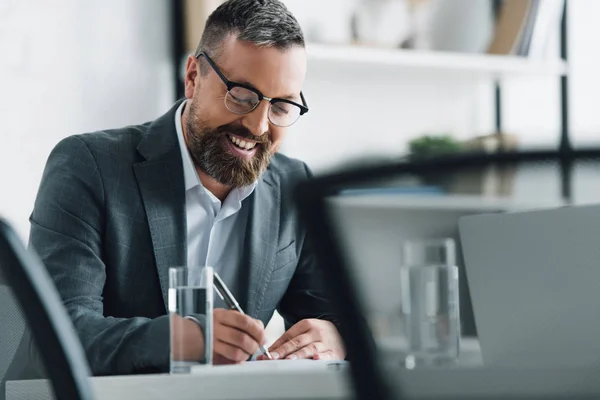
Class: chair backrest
0,278,26,400
0,218,94,400
0,279,47,400
0,279,25,372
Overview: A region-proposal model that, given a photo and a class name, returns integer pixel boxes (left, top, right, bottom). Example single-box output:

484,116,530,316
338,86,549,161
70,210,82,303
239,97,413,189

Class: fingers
213,309,266,364
259,319,346,362
270,332,324,360
213,353,235,365
217,309,266,345
285,341,328,360
268,319,313,353
217,325,262,356
213,336,253,363
313,350,336,361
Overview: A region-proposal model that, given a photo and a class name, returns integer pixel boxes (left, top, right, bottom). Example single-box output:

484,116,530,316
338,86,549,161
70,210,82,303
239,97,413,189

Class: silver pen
213,272,273,360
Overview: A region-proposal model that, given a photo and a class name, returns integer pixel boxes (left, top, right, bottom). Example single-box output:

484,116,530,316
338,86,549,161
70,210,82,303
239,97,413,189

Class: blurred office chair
0,272,27,400
295,148,600,400
0,219,93,400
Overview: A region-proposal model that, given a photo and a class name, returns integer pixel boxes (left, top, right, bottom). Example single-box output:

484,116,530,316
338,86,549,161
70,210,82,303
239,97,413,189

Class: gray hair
196,0,305,73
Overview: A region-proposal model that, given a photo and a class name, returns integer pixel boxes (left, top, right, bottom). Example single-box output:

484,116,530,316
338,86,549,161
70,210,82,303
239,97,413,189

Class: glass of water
400,239,460,369
169,266,214,373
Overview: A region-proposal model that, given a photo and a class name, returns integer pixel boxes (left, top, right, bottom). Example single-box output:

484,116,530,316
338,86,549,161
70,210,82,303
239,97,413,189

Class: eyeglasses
196,51,309,127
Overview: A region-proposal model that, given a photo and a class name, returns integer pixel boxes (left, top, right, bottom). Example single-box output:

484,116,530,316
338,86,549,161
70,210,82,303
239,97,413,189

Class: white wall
0,0,174,240
564,0,600,145
282,64,490,171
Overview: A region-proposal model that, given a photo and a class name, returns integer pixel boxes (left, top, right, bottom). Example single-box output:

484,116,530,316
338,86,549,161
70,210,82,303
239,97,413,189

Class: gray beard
185,111,272,188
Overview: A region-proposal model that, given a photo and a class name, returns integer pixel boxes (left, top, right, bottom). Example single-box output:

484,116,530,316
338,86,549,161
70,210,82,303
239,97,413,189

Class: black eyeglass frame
195,51,309,124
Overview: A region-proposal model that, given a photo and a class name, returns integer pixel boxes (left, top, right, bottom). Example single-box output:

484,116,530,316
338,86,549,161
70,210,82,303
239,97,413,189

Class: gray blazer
28,101,335,375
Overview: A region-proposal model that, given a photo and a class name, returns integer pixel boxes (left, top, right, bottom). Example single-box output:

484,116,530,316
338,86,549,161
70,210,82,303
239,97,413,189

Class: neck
197,169,232,202
181,100,232,202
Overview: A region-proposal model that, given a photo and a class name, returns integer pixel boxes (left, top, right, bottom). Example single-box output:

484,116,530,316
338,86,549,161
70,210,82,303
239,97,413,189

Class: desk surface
6,338,482,400
12,339,600,400
5,339,481,400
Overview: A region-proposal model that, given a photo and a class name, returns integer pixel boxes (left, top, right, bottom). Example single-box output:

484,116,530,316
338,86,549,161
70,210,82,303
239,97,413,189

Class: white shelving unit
286,42,570,172
307,43,569,79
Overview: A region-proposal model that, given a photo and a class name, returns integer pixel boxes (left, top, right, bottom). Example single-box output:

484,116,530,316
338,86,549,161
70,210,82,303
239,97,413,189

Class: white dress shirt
174,101,257,307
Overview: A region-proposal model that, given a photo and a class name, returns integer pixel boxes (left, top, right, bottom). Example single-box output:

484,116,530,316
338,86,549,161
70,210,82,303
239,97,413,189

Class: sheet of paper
191,359,348,375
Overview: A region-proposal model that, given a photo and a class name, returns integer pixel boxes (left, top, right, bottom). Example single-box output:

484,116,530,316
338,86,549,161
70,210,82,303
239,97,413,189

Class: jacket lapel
243,169,280,318
134,101,187,311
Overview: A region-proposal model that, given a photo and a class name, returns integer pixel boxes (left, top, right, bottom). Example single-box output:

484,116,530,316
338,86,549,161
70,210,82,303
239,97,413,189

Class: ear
184,55,201,99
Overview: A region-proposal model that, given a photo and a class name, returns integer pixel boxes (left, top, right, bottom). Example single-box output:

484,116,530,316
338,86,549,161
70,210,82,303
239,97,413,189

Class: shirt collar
175,100,201,191
174,100,258,201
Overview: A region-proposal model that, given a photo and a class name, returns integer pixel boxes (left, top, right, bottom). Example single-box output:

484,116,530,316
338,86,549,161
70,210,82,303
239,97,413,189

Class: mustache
215,124,270,145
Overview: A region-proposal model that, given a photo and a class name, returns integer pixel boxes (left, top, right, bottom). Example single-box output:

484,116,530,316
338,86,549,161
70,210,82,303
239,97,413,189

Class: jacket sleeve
29,136,171,375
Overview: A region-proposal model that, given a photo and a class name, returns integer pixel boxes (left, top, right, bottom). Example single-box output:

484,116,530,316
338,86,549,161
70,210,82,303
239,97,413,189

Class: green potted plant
407,134,463,191
408,134,463,159
408,133,517,195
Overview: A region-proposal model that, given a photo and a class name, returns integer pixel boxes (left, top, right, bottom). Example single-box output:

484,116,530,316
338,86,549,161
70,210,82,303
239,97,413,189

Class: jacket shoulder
75,123,149,155
268,153,310,180
49,123,151,168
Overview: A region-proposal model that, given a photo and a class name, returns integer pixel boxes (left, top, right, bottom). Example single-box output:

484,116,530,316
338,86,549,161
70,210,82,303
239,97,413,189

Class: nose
242,100,270,138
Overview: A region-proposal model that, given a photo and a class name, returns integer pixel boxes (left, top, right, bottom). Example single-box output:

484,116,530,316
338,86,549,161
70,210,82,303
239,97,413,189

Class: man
29,0,344,375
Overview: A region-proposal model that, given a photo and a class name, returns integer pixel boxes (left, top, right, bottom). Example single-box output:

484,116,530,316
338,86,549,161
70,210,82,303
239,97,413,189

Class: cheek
194,101,240,130
193,86,237,127
269,128,287,153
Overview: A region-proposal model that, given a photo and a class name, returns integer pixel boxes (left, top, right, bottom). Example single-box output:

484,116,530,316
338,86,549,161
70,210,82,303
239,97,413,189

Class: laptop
459,204,600,368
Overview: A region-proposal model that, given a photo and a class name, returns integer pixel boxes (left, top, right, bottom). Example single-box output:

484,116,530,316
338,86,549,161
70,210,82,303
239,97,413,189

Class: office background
1,2,600,393
2,0,600,241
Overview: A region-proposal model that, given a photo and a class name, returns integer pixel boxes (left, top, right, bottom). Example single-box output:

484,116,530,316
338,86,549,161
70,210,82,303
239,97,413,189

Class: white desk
12,339,600,400
3,339,476,400
7,368,349,400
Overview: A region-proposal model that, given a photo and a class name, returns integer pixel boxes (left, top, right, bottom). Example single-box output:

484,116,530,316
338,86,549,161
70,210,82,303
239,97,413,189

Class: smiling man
28,0,344,375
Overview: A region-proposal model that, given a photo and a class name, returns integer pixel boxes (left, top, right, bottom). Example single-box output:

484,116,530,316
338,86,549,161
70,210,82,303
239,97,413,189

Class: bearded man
28,0,344,375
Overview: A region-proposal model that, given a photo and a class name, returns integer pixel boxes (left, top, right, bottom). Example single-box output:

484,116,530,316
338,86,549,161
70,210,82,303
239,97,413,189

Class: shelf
307,43,569,78
328,194,566,212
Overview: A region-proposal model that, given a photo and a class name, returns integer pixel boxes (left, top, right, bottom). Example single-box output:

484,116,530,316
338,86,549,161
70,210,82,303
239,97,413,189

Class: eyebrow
237,79,299,101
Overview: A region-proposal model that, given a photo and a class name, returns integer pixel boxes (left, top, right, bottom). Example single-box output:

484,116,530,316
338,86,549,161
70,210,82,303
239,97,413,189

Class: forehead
215,36,307,99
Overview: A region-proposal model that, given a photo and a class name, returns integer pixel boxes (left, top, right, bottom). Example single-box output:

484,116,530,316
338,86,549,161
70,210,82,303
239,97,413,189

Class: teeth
228,134,256,151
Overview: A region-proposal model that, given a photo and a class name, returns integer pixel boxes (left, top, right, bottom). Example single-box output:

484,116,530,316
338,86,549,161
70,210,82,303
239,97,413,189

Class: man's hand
259,319,345,361
213,309,267,364
171,310,266,365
